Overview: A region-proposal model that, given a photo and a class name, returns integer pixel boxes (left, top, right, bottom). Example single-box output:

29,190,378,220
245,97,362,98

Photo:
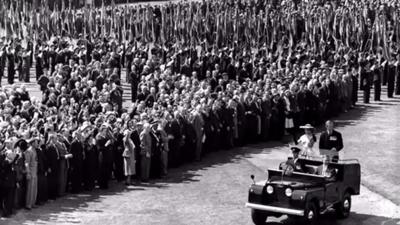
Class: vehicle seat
304,165,318,174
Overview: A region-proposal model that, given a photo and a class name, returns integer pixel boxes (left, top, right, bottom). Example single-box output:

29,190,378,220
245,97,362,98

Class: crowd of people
1,0,400,218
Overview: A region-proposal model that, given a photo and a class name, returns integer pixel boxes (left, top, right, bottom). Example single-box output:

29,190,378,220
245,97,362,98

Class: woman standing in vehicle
297,124,318,158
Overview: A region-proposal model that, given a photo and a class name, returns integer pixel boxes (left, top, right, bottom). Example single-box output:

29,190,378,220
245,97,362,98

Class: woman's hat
300,124,314,129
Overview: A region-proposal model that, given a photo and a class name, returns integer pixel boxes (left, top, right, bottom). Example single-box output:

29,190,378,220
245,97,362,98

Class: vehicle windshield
280,155,338,181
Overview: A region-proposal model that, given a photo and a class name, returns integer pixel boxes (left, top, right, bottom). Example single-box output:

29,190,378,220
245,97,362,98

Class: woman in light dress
297,124,319,158
123,121,136,185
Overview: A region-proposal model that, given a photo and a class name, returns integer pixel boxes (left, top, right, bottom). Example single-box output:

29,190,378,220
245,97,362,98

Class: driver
285,146,305,172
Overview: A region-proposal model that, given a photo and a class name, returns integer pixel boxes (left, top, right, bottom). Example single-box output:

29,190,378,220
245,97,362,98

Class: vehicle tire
335,192,351,218
302,202,318,225
251,209,267,225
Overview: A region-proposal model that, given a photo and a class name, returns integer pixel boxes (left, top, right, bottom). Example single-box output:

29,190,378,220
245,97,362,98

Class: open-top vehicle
245,157,361,224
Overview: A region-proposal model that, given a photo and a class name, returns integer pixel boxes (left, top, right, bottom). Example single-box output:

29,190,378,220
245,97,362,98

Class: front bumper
245,202,304,216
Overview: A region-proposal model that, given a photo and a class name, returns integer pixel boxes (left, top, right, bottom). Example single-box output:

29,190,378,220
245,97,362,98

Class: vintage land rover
245,157,360,224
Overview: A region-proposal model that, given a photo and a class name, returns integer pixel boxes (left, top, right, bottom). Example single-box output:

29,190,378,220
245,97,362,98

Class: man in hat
319,120,343,162
283,146,306,172
25,137,39,209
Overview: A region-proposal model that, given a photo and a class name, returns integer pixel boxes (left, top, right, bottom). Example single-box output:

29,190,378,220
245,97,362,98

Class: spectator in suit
25,138,39,210
140,122,152,182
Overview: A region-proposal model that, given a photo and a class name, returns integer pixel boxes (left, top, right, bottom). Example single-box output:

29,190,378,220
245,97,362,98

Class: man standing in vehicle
319,120,343,162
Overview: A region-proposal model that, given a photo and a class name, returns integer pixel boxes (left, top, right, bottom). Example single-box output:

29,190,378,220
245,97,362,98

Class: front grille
270,186,291,208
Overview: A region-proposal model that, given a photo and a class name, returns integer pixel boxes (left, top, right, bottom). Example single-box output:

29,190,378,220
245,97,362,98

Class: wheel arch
309,197,321,212
344,187,356,196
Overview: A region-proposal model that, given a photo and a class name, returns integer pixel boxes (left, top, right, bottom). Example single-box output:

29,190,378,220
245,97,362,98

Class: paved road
1,82,400,225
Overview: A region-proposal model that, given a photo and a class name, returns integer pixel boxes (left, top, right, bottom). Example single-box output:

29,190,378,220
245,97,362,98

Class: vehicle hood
268,180,321,189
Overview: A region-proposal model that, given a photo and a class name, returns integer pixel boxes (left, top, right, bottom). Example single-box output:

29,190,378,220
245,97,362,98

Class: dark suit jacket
319,130,343,152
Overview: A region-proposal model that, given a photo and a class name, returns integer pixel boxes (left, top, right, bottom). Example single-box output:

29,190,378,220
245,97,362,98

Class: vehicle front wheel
251,209,267,225
302,202,318,225
335,192,351,218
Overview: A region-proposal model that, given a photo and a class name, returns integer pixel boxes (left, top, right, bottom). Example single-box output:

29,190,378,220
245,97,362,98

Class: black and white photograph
0,0,400,224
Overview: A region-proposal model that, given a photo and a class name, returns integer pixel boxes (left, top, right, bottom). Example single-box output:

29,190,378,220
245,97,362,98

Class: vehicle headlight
285,188,293,197
266,185,274,194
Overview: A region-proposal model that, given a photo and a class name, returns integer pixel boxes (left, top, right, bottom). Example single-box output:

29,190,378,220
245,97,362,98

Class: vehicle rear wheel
251,209,267,225
302,202,318,225
335,192,351,218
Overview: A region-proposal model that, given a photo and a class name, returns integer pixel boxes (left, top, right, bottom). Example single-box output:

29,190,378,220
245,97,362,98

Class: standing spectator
6,47,15,84
140,122,152,182
14,139,27,209
372,60,381,101
191,106,204,161
360,61,371,103
69,131,84,193
22,50,31,83
56,134,70,197
25,137,39,209
387,60,396,98
36,135,48,205
0,45,5,86
351,67,359,106
395,55,400,95
113,119,125,182
123,128,136,185
0,138,18,217
45,133,60,200
96,124,114,189
156,119,169,177
82,125,98,191
283,90,296,144
130,58,142,102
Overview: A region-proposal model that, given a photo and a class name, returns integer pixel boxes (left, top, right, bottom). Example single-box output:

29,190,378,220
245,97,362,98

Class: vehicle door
325,181,340,206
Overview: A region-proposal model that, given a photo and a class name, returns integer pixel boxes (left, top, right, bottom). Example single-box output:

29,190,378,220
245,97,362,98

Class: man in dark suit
387,60,396,98
319,120,343,162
